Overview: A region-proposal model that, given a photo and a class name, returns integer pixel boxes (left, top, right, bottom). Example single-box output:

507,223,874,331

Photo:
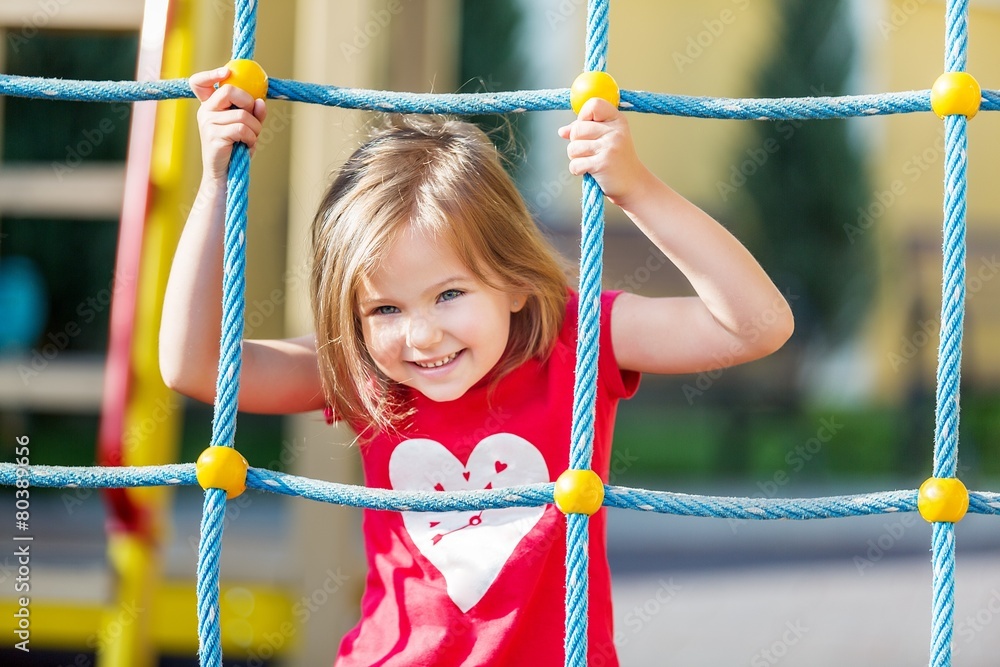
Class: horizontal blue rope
603,486,919,519
3,462,999,518
268,78,565,114
247,468,555,511
0,74,193,101
4,73,1000,120
621,89,934,119
0,463,196,488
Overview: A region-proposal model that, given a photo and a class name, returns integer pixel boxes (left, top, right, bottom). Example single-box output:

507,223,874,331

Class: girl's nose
405,314,443,349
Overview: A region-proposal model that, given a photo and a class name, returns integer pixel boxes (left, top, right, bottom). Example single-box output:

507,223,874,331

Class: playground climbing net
2,1,1000,666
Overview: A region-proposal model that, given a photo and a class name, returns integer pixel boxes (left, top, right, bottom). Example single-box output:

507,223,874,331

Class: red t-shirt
335,291,639,666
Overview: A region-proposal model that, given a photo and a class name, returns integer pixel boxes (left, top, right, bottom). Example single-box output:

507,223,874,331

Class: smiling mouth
412,350,462,369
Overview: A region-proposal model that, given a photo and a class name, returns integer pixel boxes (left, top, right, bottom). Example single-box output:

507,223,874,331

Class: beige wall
521,0,780,228
866,0,1000,398
609,0,779,209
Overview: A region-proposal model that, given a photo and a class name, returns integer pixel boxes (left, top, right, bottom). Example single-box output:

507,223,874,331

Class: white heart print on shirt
388,433,548,613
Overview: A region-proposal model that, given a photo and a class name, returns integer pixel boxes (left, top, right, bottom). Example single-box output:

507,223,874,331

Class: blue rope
210,146,249,448
194,1,259,663
8,461,1000,518
927,1,970,664
930,522,957,667
196,488,226,667
933,112,966,483
563,2,611,665
231,0,256,60
6,73,1000,119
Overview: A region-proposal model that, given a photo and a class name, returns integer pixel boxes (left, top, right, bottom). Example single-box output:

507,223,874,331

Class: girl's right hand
190,67,267,181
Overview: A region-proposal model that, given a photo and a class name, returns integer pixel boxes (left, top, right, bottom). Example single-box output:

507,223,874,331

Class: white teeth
414,351,459,368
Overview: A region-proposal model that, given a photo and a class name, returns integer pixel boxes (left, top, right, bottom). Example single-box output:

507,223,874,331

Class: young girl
160,67,794,666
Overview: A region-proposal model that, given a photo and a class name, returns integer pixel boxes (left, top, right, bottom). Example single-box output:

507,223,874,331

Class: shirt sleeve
600,291,641,400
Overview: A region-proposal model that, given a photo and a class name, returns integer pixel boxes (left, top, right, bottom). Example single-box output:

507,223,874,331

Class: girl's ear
510,293,529,313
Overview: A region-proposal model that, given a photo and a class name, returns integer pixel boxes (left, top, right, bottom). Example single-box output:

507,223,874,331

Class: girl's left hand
558,98,653,208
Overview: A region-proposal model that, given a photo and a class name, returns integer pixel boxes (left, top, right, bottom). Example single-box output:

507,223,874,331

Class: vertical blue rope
584,0,609,73
196,488,227,667
210,147,250,448
933,115,967,482
929,2,968,666
565,2,610,666
231,0,257,60
196,1,259,665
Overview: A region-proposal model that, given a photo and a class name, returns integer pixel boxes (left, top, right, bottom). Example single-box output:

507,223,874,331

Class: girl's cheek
366,323,400,357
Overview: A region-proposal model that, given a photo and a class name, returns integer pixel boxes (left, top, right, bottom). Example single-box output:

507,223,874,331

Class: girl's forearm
618,171,793,352
159,176,229,402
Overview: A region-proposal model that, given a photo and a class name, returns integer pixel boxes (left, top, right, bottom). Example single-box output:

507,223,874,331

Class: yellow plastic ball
554,469,605,516
930,72,981,119
570,71,620,115
222,59,269,100
917,476,969,523
196,446,249,499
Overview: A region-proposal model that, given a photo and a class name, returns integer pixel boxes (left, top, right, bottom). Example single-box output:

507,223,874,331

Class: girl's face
356,227,524,402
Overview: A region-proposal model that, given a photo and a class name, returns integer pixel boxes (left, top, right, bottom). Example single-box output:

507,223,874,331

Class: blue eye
372,305,399,315
439,289,463,302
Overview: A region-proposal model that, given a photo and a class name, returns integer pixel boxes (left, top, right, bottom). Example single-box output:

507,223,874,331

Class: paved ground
6,484,1000,665
606,504,1000,666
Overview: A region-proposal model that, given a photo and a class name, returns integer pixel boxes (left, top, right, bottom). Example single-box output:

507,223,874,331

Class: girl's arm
159,68,325,413
559,98,794,374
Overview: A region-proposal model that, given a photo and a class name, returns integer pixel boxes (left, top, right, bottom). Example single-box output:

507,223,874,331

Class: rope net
0,0,995,665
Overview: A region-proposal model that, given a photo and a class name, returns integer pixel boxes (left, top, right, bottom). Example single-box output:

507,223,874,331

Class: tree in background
724,0,874,350
459,0,527,171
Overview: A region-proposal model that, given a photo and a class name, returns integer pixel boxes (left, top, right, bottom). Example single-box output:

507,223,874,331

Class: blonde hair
311,116,569,434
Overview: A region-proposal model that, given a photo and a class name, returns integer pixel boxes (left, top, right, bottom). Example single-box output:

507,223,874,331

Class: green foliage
613,399,1000,486
724,0,874,342
458,0,528,170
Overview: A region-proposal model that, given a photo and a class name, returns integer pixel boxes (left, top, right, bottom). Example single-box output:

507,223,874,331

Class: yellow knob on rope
570,71,620,115
221,59,269,100
196,446,249,499
917,476,969,523
554,469,605,516
930,72,981,119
